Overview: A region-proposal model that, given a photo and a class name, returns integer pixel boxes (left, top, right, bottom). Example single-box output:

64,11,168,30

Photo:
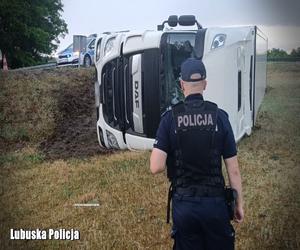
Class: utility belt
175,186,225,197
166,184,237,223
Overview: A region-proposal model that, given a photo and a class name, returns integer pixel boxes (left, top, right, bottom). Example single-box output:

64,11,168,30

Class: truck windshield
160,33,196,113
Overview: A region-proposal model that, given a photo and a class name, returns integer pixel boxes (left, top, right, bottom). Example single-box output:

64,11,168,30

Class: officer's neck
184,90,204,98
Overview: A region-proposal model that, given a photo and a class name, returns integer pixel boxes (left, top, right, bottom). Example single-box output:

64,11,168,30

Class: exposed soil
38,69,111,160
0,67,111,160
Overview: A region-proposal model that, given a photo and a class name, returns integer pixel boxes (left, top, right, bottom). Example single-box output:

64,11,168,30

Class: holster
224,187,238,220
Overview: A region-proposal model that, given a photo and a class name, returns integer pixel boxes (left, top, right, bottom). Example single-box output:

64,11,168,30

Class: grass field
0,63,299,249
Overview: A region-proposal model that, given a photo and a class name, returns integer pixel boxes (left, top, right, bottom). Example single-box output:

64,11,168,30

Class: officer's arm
150,148,167,174
224,156,243,208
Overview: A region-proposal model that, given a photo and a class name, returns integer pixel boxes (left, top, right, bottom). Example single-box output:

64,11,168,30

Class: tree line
267,48,300,61
0,0,67,69
1,0,299,69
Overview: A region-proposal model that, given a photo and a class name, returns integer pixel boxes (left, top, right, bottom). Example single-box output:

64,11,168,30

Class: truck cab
94,16,267,150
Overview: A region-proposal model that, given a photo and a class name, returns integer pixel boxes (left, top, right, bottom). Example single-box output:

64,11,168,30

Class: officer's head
180,58,207,97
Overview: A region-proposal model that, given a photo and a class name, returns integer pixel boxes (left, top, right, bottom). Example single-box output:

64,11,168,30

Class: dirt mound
0,67,111,160
39,68,111,160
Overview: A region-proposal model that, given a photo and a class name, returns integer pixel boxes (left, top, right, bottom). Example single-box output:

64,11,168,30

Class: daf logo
134,80,139,108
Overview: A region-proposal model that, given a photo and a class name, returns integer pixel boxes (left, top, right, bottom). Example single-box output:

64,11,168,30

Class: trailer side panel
254,27,268,123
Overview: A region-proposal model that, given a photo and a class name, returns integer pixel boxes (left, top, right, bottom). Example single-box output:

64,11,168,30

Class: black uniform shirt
153,93,237,159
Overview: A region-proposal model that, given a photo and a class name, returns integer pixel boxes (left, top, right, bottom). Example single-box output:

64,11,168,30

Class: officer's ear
202,80,207,90
180,80,185,91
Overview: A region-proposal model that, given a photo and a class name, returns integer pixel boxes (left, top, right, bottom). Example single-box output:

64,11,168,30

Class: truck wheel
84,55,91,67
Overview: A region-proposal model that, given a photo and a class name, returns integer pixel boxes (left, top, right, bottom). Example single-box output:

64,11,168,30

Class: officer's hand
234,205,244,223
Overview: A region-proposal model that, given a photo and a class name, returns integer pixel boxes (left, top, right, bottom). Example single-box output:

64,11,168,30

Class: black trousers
172,194,235,250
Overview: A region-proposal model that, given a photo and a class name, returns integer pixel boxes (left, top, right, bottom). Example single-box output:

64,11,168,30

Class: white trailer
94,15,267,150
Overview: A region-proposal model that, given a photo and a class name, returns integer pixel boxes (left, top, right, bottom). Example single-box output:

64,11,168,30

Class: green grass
0,67,94,146
0,147,45,167
0,62,299,249
0,125,30,142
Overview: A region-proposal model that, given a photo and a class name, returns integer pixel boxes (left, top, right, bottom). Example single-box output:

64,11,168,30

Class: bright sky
57,0,300,53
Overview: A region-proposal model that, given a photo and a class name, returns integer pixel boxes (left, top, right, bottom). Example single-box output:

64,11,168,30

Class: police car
94,15,267,150
80,34,97,67
56,43,79,66
56,34,97,67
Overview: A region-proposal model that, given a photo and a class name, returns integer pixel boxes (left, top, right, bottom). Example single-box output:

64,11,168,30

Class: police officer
150,58,244,250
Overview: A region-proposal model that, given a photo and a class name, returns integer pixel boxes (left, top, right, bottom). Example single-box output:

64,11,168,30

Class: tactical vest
167,99,225,192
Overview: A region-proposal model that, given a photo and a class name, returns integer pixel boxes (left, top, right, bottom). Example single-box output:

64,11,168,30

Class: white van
94,15,268,150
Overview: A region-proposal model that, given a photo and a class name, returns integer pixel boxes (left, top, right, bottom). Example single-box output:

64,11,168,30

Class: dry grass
0,149,169,250
0,67,106,160
233,62,300,249
0,62,299,249
0,67,93,145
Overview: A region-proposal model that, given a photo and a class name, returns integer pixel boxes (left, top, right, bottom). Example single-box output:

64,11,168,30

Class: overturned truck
94,15,267,150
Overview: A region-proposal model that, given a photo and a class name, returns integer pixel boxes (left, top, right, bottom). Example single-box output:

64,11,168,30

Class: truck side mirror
179,15,202,29
168,15,178,27
178,15,195,26
157,15,202,31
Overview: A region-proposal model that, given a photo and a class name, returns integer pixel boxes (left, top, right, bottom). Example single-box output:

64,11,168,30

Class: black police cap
180,58,207,82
